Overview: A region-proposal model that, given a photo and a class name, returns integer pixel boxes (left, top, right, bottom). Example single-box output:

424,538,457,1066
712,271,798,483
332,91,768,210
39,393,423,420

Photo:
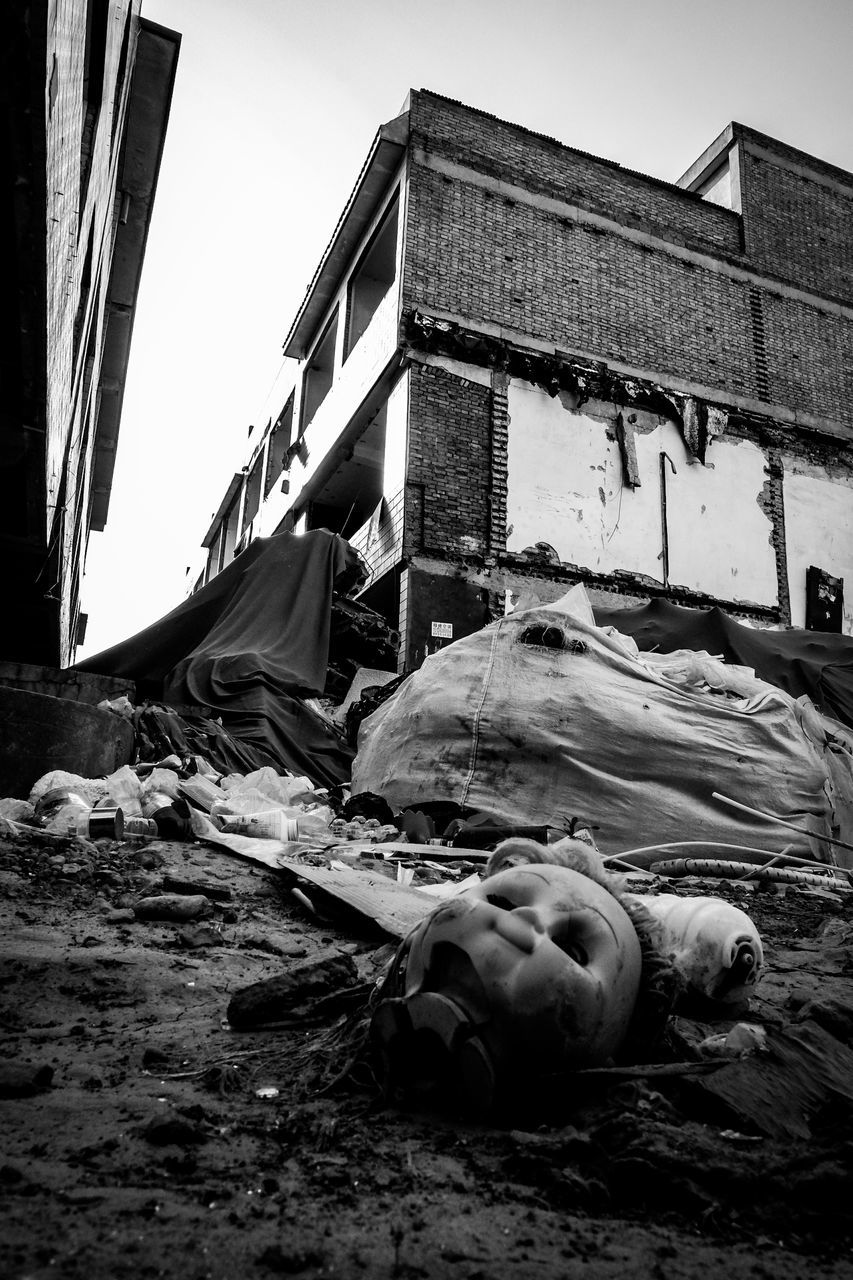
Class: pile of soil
1,830,851,1279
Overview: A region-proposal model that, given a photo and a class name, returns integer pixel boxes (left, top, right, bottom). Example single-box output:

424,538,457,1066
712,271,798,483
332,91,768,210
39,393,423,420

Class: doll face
400,864,642,1072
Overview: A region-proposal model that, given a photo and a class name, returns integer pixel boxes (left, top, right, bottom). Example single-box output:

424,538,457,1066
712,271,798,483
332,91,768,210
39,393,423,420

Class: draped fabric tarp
76,531,363,785
353,589,853,859
593,598,853,731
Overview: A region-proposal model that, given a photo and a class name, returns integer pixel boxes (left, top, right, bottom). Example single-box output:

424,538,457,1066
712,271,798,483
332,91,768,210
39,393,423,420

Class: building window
265,394,294,495
218,493,241,571
301,310,338,432
344,193,399,360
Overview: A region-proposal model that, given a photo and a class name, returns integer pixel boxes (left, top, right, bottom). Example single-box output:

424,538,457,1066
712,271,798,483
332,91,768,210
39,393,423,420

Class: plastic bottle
123,817,159,839
626,892,764,1004
220,805,335,842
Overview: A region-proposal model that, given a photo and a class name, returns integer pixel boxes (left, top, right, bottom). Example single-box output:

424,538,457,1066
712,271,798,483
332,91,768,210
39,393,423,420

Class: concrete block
0,687,134,799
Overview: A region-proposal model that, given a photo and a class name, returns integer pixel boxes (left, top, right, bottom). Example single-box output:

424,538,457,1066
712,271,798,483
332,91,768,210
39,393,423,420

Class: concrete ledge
0,662,135,707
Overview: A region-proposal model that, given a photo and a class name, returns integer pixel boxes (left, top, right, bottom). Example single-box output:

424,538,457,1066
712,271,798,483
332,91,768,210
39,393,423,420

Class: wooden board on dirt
281,861,437,939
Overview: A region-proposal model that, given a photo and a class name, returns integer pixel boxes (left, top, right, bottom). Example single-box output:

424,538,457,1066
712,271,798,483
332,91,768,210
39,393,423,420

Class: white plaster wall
506,380,778,607
506,383,663,578
783,469,853,634
383,370,409,498
663,428,777,605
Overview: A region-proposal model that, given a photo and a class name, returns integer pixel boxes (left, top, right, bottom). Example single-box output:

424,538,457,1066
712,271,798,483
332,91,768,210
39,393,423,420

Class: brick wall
402,98,853,431
404,364,492,557
408,91,741,255
739,130,853,303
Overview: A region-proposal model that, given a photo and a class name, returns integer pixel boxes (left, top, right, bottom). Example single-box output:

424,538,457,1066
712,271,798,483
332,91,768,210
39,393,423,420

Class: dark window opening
518,624,587,653
73,222,95,362
214,493,241,574
265,395,294,495
80,0,109,205
241,454,264,533
344,193,399,360
301,311,338,432
304,407,386,540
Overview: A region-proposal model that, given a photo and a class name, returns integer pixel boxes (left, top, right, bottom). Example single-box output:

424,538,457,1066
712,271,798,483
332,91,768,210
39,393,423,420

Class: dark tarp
593,597,853,730
76,531,364,785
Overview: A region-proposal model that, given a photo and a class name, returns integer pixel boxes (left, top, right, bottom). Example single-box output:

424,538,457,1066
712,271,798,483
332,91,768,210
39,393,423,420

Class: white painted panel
506,380,778,608
784,470,853,634
383,370,409,498
506,382,664,580
663,429,777,606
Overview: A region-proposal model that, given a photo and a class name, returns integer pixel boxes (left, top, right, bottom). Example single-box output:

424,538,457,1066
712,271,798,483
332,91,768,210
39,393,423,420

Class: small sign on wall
806,566,843,633
431,621,453,639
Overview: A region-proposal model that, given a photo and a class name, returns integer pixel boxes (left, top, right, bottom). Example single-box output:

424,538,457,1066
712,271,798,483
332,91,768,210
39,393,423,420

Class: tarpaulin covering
593,598,853,731
353,588,853,859
77,531,363,785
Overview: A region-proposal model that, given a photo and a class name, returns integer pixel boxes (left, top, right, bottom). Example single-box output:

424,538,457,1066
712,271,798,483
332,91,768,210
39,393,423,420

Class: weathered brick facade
390,91,853,645
216,89,853,656
402,93,853,434
405,363,492,558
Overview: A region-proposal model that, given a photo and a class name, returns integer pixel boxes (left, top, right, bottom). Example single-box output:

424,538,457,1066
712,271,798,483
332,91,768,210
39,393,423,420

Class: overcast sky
77,0,853,659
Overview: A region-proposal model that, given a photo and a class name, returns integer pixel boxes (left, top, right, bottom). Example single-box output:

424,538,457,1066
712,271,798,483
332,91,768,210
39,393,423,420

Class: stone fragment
227,952,358,1029
133,894,212,922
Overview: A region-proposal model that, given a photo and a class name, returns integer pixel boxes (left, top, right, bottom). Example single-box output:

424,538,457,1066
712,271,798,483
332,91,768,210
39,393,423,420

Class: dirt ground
1,829,852,1280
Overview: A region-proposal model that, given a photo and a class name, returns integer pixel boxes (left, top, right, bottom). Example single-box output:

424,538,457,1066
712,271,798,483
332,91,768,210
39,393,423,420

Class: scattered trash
699,1023,768,1057
0,798,34,823
124,817,159,839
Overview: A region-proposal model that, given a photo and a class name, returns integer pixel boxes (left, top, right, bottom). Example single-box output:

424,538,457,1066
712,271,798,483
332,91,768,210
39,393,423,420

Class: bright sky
77,0,853,660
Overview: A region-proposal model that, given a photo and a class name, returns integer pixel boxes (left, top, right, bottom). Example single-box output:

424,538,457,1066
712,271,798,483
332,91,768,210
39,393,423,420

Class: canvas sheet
353,589,853,860
77,531,362,785
593,597,853,730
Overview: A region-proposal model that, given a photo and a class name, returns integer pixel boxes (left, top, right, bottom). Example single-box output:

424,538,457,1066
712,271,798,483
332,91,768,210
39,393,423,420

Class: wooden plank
281,862,437,939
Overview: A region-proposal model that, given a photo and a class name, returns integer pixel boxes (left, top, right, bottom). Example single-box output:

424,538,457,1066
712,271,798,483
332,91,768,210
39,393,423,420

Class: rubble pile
2,541,853,1275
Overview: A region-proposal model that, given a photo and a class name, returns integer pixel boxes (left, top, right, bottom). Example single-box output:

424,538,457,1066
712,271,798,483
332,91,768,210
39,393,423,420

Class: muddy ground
1,830,852,1280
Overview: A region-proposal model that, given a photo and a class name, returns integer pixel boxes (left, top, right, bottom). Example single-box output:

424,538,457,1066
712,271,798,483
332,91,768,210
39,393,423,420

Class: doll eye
550,923,588,966
484,893,516,912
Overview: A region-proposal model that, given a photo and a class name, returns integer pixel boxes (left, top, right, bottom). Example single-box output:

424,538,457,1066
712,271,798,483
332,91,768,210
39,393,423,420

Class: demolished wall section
401,111,853,433
404,361,492,559
398,323,853,637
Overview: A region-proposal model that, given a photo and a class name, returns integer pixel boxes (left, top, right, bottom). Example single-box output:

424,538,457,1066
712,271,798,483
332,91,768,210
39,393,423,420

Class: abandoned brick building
195,89,853,668
2,2,179,666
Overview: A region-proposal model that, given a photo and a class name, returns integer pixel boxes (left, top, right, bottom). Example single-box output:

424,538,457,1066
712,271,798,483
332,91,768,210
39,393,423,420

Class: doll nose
491,905,545,953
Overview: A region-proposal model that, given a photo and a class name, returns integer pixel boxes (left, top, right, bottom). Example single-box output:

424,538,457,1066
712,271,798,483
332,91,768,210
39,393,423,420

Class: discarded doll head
371,861,643,1112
